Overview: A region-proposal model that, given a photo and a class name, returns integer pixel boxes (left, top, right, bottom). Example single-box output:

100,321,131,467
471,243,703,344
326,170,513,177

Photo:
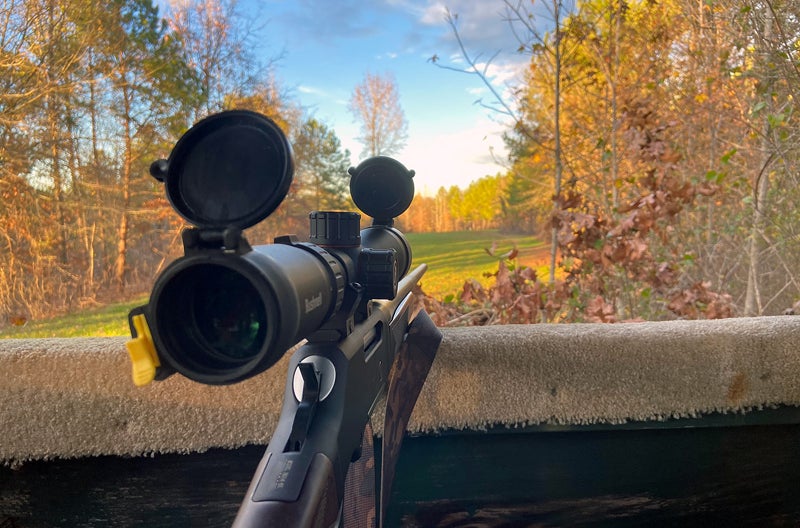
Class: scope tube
360,225,412,278
148,243,345,385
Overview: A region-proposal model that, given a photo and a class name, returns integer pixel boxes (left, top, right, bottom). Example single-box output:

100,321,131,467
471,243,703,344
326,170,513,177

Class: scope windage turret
127,110,416,385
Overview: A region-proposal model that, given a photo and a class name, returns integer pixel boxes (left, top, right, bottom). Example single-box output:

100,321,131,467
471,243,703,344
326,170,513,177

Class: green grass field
407,231,547,299
0,296,149,339
0,231,544,338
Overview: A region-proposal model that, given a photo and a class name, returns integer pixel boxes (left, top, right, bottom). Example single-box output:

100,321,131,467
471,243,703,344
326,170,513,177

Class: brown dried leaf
519,266,538,281
460,279,485,304
586,295,617,323
491,260,514,306
696,182,717,196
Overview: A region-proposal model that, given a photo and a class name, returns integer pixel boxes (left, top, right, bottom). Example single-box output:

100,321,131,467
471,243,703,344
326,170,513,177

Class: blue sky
251,0,530,195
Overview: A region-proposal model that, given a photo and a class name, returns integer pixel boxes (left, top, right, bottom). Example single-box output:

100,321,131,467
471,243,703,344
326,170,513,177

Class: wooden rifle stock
232,265,428,528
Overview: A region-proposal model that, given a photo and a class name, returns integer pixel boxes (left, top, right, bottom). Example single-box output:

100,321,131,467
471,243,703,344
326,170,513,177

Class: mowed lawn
0,231,545,338
0,297,149,338
407,231,547,299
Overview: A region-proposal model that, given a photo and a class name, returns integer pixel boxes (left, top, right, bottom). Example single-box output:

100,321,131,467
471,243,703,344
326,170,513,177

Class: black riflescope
136,110,415,385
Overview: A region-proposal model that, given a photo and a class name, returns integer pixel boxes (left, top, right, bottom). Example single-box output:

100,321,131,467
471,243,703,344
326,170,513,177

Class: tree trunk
743,9,774,316
549,0,563,283
45,0,68,266
47,96,69,266
610,0,620,211
744,154,772,315
114,79,133,291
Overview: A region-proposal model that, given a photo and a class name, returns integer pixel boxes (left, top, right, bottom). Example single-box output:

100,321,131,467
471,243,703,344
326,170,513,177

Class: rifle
125,110,442,527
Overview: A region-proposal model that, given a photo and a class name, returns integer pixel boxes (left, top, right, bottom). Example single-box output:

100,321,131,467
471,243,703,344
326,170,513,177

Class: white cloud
418,0,510,40
420,2,448,25
475,60,525,87
297,85,327,96
448,52,463,63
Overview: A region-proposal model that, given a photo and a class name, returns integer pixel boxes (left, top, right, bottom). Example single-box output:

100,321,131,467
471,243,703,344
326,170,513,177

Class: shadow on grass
0,296,148,339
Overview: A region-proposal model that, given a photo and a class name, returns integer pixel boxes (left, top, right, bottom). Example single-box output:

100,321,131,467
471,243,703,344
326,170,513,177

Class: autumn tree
735,0,800,315
397,176,504,234
399,193,436,232
165,0,278,121
0,0,308,324
93,0,199,290
224,79,302,134
1,0,114,314
461,176,503,230
348,72,408,158
408,0,800,320
0,0,199,317
428,0,795,320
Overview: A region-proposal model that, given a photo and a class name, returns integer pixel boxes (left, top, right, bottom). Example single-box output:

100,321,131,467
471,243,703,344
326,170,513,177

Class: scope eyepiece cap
348,156,414,221
159,110,294,230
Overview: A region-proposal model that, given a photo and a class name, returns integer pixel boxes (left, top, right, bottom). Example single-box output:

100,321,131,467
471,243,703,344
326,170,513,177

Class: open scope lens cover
159,110,294,230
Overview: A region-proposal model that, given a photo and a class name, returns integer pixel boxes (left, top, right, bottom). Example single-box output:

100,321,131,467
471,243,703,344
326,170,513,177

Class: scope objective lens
191,267,266,362
152,262,273,384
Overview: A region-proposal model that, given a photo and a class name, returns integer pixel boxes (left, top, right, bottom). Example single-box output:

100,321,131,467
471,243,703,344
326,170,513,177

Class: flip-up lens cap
159,110,293,230
348,156,414,220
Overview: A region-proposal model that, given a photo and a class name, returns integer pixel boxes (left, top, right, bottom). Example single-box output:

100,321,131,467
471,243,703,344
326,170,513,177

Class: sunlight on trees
3,0,800,324
0,0,347,322
435,0,800,320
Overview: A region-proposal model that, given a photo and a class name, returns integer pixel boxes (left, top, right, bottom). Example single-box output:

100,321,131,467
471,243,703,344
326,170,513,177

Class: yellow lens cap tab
126,313,160,386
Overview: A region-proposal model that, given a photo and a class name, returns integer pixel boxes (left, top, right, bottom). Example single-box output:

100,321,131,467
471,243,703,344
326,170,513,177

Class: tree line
0,0,356,323
3,0,800,324
400,176,505,233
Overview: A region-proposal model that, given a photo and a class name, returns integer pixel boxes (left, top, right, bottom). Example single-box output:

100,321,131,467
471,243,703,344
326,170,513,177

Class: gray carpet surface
3,316,800,464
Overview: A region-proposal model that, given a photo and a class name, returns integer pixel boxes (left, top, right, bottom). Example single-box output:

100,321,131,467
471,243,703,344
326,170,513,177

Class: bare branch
348,71,408,158
437,7,519,122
